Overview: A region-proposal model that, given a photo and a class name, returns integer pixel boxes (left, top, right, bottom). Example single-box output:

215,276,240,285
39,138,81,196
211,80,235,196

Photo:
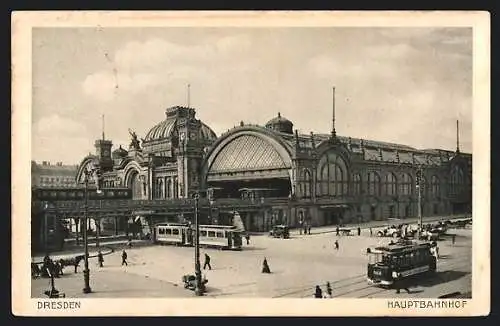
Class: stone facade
76,106,472,231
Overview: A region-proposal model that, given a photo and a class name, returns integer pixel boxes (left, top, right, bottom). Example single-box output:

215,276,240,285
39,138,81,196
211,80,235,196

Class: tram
367,241,437,287
153,223,243,250
154,223,192,246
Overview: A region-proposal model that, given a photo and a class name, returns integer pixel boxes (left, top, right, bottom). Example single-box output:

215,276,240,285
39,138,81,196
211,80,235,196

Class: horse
31,263,41,278
59,255,85,274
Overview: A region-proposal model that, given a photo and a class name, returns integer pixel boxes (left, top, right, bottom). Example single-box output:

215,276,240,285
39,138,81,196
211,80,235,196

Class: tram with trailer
153,223,243,250
367,241,437,287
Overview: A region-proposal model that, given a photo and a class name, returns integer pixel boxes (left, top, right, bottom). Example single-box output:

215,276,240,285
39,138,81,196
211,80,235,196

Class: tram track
273,250,471,299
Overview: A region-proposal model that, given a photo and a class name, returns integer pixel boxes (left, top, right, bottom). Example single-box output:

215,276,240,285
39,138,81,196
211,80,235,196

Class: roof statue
128,128,141,150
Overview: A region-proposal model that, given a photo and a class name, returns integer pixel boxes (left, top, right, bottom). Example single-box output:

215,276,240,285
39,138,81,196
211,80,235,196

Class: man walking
370,228,373,237
325,282,333,298
97,251,104,268
121,250,128,266
245,234,250,245
357,227,361,236
452,234,456,245
203,253,212,270
334,240,339,250
336,226,340,236
394,273,411,294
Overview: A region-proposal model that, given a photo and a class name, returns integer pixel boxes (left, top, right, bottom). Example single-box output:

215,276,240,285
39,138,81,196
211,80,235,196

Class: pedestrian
326,282,333,298
370,228,373,237
314,285,323,298
127,237,133,248
308,225,311,235
334,240,339,250
357,227,361,236
245,234,250,245
336,226,340,236
304,224,308,235
97,251,104,267
452,234,456,245
394,273,411,294
262,257,271,273
121,250,128,266
203,253,212,270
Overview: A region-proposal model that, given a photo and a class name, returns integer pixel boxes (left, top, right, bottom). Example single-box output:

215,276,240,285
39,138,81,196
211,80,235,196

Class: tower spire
331,86,336,139
456,119,460,153
102,114,105,140
187,84,191,108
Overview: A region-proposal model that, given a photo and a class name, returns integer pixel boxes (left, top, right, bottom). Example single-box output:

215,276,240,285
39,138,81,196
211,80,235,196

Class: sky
31,27,472,165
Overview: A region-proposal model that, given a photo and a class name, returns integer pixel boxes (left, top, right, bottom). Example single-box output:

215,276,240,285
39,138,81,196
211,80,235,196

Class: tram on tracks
367,241,437,287
153,223,243,250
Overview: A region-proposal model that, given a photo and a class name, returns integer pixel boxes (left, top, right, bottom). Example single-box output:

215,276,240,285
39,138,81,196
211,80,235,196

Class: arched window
303,169,312,198
384,172,397,196
317,152,348,197
166,178,171,199
431,175,440,197
450,165,464,195
352,173,362,196
399,173,413,195
173,177,178,199
367,172,381,196
157,178,163,199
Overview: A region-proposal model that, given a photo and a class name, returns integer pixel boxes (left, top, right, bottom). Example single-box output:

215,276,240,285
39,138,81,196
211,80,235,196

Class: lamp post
416,165,423,239
82,169,92,294
81,162,102,294
192,192,204,296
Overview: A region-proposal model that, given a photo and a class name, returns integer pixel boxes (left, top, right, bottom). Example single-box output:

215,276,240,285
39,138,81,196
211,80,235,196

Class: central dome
143,106,217,142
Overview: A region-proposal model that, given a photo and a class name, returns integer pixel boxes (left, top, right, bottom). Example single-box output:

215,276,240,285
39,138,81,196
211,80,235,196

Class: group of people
298,220,312,235
96,249,129,267
335,226,364,237
314,282,333,298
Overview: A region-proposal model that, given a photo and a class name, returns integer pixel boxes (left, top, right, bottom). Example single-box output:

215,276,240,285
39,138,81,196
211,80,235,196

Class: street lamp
192,192,204,296
416,165,423,238
82,163,102,294
82,168,92,294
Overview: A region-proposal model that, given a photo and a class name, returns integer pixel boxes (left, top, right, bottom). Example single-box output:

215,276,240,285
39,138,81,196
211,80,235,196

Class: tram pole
82,170,92,294
416,165,423,239
193,192,204,296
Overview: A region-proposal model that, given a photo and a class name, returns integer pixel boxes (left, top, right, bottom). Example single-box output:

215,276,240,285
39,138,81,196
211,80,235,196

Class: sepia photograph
12,11,490,316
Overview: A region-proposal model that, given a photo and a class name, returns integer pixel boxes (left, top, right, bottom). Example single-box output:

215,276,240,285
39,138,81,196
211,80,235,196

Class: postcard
11,10,490,316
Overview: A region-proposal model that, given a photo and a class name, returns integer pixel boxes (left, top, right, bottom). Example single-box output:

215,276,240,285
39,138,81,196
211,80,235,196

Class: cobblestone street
32,225,471,299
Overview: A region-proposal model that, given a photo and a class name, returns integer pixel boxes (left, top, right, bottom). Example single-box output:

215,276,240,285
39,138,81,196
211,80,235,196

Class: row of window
298,172,441,198
153,177,179,199
157,228,226,238
380,248,432,268
297,153,468,199
39,176,75,185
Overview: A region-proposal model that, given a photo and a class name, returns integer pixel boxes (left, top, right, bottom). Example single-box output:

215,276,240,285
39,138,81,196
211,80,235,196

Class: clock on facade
103,149,110,156
189,132,197,140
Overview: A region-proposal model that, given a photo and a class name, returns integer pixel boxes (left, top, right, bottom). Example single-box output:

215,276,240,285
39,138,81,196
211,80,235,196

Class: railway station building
75,100,472,233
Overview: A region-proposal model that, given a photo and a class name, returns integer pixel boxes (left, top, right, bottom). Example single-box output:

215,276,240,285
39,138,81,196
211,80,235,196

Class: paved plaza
31,222,472,299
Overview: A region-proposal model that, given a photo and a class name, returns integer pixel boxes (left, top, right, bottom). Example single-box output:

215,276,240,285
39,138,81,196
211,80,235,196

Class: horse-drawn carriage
31,255,85,279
